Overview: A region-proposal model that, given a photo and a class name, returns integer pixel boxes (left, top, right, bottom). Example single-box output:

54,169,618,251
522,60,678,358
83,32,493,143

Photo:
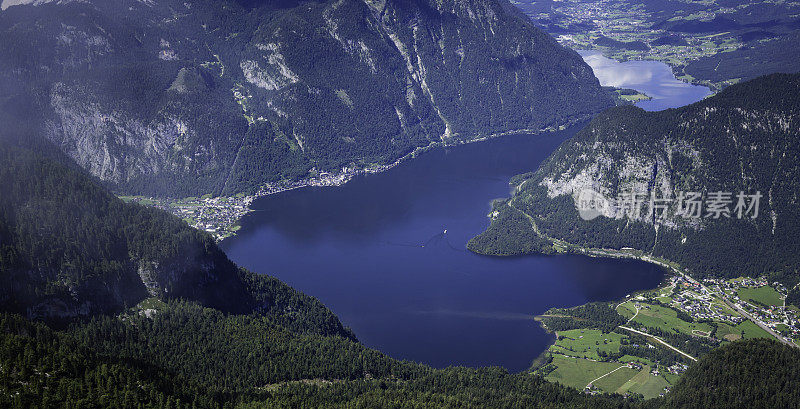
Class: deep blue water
221,126,665,372
579,50,713,111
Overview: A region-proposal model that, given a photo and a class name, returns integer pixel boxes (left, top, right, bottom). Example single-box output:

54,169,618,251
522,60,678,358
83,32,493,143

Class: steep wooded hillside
471,73,800,286
0,0,612,197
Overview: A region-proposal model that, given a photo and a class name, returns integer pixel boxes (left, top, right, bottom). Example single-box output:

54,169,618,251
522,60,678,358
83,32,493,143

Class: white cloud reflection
579,50,712,111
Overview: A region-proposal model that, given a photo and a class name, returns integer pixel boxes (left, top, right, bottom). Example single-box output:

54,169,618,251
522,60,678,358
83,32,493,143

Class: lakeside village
668,275,798,343
627,274,799,344
119,122,576,241
537,271,799,399
120,166,391,241
704,277,799,343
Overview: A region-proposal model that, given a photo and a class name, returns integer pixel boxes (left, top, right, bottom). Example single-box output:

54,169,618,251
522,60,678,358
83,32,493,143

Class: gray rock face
46,83,200,184
539,126,705,229
0,0,612,197
535,102,800,230
489,74,800,278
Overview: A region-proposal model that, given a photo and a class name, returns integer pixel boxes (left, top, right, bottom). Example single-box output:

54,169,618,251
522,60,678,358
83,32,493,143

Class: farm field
544,355,671,398
592,365,640,393
737,285,783,308
629,304,713,336
552,329,626,360
537,276,795,399
615,365,671,399
544,355,627,390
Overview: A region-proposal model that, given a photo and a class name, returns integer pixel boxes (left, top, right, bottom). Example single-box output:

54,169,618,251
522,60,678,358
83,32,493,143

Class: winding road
722,299,796,348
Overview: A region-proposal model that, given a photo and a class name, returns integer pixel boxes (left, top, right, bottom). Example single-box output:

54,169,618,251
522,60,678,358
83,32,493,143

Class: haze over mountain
0,0,612,197
3,1,800,407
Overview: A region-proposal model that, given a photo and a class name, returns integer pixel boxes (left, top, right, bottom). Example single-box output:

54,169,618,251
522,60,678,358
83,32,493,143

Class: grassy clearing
616,302,637,320
617,366,651,393
630,304,713,336
715,322,742,341
657,286,674,297
656,296,672,304
543,348,672,398
662,371,681,386
632,374,670,398
775,323,792,336
544,355,625,390
717,320,772,341
618,93,651,102
737,286,783,308
736,320,773,340
552,329,626,360
651,285,675,304
617,354,655,367
709,299,739,316
592,366,639,392
615,365,670,399
633,371,662,397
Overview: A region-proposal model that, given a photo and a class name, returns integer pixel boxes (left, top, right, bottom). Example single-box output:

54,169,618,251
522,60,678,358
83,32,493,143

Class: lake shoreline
573,46,724,92
215,114,596,243
222,124,665,371
577,49,713,111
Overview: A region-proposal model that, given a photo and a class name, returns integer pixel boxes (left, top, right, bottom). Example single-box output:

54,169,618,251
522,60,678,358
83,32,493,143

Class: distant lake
579,50,713,111
221,126,665,372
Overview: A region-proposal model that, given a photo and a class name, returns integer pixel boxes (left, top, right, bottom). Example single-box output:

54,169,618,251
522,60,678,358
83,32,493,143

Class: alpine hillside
0,129,351,335
0,0,613,197
2,126,800,409
470,73,800,288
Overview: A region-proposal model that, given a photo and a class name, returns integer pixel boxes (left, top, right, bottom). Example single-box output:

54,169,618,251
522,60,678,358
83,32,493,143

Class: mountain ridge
470,73,800,286
2,76,800,408
0,131,354,341
0,0,613,198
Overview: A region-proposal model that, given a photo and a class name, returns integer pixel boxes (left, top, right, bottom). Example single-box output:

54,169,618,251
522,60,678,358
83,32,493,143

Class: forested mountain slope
470,73,800,285
0,133,640,408
0,307,638,408
1,90,799,409
3,306,799,407
0,0,612,197
0,132,351,338
654,338,800,409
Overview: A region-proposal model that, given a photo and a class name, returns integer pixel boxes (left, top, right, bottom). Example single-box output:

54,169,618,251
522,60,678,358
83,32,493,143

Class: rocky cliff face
472,74,800,279
534,84,800,232
0,0,612,197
